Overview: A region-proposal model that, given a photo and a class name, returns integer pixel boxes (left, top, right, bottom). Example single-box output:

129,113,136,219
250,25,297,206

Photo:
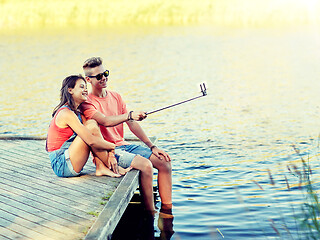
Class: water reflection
112,200,175,240
157,212,175,240
3,26,320,239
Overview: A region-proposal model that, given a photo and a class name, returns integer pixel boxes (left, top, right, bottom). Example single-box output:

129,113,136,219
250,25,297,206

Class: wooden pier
0,137,146,240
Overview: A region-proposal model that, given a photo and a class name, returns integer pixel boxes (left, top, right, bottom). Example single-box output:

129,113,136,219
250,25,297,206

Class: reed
255,146,320,239
291,160,320,239
1,0,320,32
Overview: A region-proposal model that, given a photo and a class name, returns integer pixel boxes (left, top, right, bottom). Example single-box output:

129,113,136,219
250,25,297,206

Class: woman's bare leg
67,135,119,177
67,136,91,173
119,166,132,175
94,157,121,177
84,120,132,177
84,120,118,173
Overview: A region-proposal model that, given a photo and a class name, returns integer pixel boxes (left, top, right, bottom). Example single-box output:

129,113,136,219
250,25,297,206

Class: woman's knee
85,119,100,135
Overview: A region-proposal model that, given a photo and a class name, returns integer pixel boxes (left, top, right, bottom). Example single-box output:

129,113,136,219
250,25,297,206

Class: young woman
46,75,130,177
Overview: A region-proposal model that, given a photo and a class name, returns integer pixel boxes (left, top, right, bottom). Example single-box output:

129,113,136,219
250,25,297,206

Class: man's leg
118,145,172,209
130,155,155,212
149,154,172,206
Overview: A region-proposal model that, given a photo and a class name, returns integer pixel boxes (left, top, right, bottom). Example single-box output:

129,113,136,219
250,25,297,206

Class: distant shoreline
1,0,320,32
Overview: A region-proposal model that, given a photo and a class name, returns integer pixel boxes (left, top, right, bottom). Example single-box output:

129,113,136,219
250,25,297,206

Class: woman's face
69,79,88,105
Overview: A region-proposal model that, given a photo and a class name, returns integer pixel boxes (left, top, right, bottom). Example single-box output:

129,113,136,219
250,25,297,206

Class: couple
46,57,172,214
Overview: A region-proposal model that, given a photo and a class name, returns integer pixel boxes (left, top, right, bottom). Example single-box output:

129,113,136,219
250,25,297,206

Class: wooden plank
0,150,119,193
0,138,154,239
0,197,88,235
0,170,103,214
0,208,73,240
0,162,111,203
0,216,56,240
0,225,31,240
0,140,100,239
0,192,91,227
0,141,122,186
85,169,140,240
0,177,102,215
0,202,83,238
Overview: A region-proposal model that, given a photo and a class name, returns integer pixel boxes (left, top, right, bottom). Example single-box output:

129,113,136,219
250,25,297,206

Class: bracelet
150,145,157,151
128,111,134,121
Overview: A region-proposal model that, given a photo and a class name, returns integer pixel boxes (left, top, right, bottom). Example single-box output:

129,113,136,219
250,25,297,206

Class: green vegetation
99,192,113,205
102,192,113,201
247,145,320,239
288,147,320,239
82,226,90,236
87,211,99,217
1,0,319,32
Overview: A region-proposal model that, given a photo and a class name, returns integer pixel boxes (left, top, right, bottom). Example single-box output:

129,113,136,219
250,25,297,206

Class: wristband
128,111,134,121
150,145,157,151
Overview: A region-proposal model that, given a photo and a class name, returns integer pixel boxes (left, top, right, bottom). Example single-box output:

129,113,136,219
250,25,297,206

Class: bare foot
119,166,132,175
96,167,121,177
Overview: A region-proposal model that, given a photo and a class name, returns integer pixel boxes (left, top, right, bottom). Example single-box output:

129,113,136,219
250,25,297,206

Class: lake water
1,25,320,239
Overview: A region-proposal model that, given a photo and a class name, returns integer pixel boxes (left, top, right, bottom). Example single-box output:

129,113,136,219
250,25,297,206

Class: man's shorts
115,144,153,168
48,135,80,177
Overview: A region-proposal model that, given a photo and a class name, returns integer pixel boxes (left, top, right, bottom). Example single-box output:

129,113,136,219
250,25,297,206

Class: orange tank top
46,106,82,152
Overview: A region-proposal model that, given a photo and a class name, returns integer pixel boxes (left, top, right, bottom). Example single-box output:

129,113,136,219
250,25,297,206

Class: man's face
87,65,108,89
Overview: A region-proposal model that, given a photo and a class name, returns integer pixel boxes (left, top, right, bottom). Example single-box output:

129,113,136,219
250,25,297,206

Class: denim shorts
48,135,80,177
115,144,153,168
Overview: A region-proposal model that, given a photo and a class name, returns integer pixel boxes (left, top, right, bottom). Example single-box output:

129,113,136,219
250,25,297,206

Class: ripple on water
2,27,320,240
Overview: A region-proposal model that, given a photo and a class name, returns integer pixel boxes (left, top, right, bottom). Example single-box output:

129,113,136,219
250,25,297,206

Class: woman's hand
108,151,119,174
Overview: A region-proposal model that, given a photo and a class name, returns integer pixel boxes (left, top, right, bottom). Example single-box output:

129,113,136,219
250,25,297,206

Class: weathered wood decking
0,138,144,240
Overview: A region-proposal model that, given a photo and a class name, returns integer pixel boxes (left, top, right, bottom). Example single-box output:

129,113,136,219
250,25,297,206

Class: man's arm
126,121,171,161
81,101,146,127
91,111,146,127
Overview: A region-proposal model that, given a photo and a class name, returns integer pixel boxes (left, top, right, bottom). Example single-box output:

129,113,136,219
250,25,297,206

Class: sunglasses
87,70,109,80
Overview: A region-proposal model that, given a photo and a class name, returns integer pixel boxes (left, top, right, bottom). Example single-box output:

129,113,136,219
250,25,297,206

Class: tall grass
289,146,320,239
247,145,320,239
1,0,320,32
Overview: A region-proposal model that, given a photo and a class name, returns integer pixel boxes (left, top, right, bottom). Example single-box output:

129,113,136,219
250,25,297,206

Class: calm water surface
1,26,320,239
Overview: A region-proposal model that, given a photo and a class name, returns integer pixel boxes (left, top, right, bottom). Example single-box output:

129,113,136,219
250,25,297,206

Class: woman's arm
56,109,115,150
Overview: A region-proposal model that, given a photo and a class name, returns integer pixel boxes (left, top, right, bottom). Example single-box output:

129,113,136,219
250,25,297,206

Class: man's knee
150,154,172,172
162,161,172,172
133,155,153,174
143,160,153,175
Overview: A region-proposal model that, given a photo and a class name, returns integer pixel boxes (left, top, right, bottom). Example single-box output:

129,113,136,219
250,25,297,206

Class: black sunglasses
87,70,109,80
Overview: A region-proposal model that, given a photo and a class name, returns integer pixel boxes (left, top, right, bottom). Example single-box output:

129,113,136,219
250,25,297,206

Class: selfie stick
146,83,207,115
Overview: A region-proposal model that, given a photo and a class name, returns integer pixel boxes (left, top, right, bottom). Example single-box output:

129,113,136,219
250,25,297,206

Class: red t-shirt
80,90,129,146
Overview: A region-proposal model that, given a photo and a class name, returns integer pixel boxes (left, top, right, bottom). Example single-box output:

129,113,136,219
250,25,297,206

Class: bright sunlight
1,0,320,32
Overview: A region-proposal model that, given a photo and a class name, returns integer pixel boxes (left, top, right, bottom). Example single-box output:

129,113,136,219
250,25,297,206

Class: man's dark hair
83,57,103,69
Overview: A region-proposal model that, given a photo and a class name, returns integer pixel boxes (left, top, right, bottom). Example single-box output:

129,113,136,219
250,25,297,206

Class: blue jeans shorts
115,144,153,168
48,135,80,177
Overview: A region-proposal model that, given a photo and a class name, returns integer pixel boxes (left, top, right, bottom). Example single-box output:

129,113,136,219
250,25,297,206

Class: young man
80,57,172,214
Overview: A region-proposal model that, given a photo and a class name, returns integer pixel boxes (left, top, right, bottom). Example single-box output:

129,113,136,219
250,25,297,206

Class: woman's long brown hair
52,74,85,117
